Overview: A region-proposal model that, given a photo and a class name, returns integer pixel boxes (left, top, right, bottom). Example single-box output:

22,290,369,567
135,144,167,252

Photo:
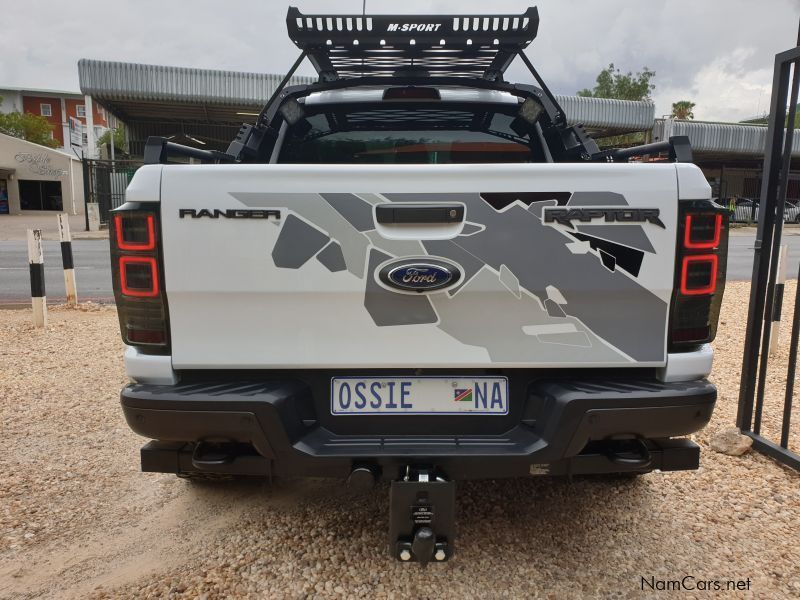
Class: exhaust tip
347,465,378,490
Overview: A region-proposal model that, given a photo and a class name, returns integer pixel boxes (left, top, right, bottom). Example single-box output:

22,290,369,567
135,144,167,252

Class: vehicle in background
728,197,800,224
783,201,800,223
729,198,759,223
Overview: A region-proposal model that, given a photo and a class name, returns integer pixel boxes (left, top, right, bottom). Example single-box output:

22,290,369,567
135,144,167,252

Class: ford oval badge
378,258,461,293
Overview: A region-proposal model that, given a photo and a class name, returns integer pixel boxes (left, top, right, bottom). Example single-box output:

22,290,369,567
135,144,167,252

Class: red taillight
669,203,728,349
680,254,718,295
683,213,722,249
119,256,159,297
115,214,155,251
111,207,168,349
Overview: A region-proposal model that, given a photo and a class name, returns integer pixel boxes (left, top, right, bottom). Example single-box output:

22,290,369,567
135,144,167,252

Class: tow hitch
389,466,455,564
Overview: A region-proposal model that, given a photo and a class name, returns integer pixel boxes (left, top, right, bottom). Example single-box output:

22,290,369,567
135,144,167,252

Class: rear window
278,104,544,164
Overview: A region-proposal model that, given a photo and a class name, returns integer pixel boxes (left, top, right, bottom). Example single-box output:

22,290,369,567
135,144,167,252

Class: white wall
0,89,23,113
0,132,85,215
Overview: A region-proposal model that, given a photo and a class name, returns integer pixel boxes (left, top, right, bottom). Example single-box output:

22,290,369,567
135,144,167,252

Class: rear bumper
121,376,715,479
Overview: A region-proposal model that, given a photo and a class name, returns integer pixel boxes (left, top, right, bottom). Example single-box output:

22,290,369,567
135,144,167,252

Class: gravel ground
1,284,799,599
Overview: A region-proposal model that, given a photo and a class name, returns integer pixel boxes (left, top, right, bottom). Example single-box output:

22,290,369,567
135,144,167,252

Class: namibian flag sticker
454,388,473,402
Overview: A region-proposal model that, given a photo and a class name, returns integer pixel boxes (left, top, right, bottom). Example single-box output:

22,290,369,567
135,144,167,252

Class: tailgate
160,163,678,369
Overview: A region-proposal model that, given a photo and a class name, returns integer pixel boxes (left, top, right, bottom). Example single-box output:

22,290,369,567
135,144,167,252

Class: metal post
257,50,308,127
68,156,76,216
736,53,793,430
27,229,47,328
82,153,91,232
781,264,800,448
58,214,77,307
752,60,799,435
85,95,97,158
109,119,116,163
517,51,567,127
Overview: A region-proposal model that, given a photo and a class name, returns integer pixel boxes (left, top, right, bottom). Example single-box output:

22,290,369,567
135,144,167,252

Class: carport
78,59,313,156
653,118,800,202
77,58,656,157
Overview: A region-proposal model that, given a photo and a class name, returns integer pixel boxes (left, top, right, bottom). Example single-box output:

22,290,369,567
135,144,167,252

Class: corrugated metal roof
0,86,82,97
653,118,800,156
78,59,315,105
556,95,655,133
78,59,654,134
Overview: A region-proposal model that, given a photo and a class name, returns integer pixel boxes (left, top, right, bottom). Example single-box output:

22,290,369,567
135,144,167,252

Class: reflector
127,328,166,345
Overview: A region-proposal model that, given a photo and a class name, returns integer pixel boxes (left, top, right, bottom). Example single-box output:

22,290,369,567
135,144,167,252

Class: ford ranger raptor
112,7,728,563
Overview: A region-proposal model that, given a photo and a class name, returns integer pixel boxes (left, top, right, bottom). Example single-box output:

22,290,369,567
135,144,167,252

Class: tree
671,100,696,120
577,65,656,148
0,96,60,148
577,63,656,102
96,127,127,154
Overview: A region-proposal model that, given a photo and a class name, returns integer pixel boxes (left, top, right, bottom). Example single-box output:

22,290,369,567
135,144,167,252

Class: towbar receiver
389,466,455,564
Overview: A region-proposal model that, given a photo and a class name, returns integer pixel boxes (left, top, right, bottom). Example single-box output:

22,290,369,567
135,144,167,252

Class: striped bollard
769,244,789,356
27,229,47,327
58,214,78,306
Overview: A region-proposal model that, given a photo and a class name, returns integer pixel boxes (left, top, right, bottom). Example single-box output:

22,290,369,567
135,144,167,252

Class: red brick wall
65,98,107,127
22,96,63,146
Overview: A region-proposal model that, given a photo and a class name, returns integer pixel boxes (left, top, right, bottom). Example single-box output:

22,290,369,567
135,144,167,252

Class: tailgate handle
375,204,464,225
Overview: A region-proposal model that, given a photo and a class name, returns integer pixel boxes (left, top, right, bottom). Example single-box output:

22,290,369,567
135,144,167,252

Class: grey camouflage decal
320,193,375,232
272,214,329,268
316,240,347,272
233,191,668,362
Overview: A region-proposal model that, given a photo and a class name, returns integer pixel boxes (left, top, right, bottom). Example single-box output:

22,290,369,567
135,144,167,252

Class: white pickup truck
112,7,728,563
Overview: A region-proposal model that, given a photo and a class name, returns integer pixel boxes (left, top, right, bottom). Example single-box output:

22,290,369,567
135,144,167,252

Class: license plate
330,376,509,415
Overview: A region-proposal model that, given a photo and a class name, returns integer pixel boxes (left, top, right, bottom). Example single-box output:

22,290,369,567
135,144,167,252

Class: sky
1,0,798,122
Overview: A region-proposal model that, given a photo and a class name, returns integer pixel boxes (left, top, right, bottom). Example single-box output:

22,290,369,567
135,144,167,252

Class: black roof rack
286,6,539,81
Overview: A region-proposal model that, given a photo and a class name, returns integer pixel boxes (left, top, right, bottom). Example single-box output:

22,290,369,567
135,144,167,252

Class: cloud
0,0,797,126
653,48,774,122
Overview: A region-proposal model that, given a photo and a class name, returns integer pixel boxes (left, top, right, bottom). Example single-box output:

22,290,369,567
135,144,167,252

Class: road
1,232,799,303
0,240,112,303
726,230,800,280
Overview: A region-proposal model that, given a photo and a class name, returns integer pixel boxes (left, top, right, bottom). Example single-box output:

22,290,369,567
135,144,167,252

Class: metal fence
82,159,143,226
736,42,800,471
730,203,760,223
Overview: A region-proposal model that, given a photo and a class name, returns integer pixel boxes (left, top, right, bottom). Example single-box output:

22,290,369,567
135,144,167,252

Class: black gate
737,39,800,471
82,159,143,227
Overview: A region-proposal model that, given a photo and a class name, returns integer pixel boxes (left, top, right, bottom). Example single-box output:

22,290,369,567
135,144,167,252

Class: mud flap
389,467,455,564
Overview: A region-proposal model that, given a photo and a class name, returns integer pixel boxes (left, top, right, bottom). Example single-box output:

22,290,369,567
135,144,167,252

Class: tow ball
389,466,455,564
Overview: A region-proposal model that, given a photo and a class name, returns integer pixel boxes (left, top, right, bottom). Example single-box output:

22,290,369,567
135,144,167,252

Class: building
0,86,114,156
651,118,800,202
75,59,800,221
77,60,318,156
0,132,84,216
77,59,655,157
